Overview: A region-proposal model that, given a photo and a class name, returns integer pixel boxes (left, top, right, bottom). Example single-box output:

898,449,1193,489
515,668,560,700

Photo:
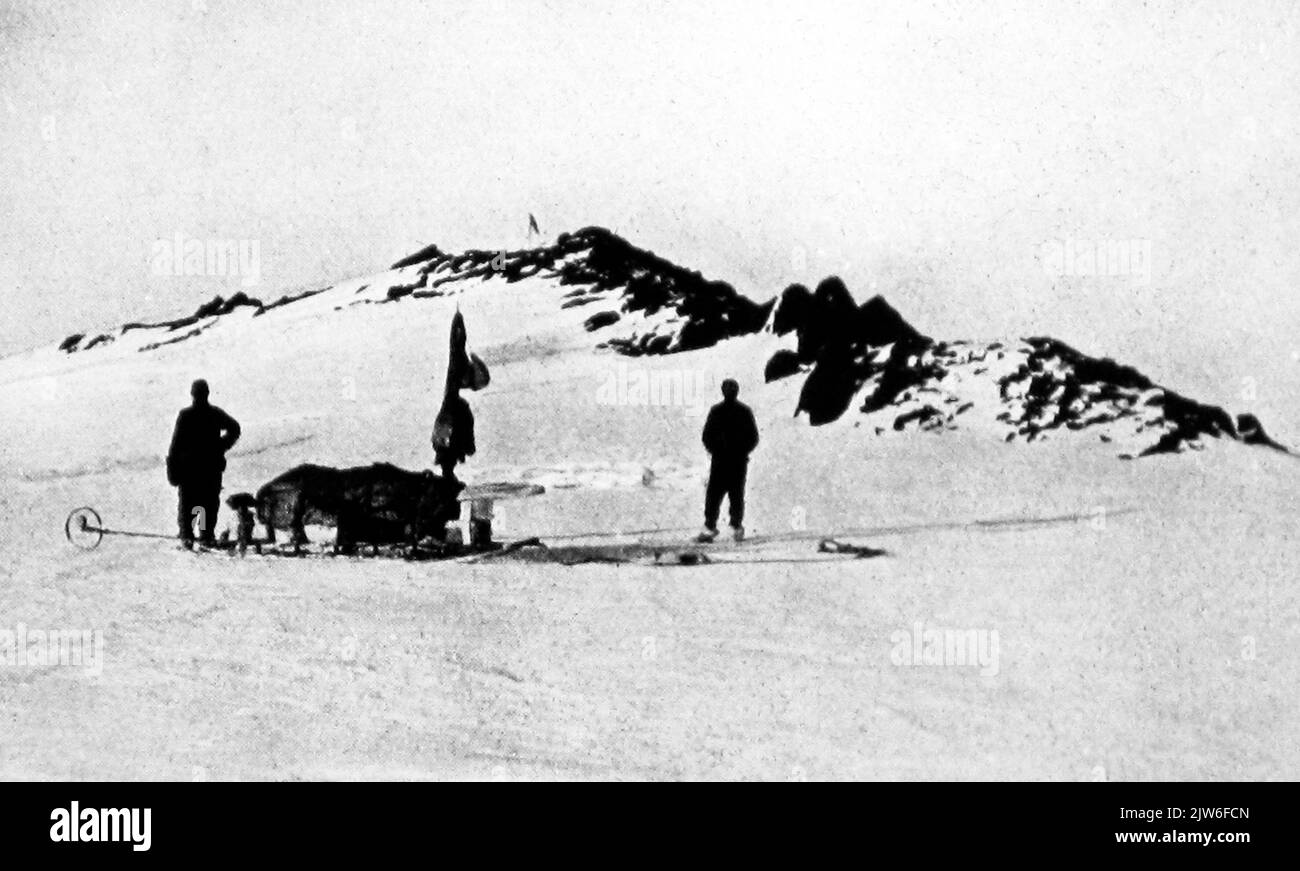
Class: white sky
3,0,1299,432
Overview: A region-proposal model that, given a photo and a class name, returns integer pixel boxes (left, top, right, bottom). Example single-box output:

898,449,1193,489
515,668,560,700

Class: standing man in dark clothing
699,378,759,543
167,379,241,547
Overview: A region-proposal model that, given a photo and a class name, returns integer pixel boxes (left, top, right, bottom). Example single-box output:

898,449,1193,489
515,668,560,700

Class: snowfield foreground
1,233,1297,780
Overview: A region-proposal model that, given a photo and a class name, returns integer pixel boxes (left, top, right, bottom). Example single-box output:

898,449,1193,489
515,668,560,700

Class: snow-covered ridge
55,226,769,358
46,228,1287,460
762,277,1290,459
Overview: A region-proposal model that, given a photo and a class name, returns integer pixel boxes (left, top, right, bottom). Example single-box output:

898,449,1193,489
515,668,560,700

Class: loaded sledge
66,472,544,559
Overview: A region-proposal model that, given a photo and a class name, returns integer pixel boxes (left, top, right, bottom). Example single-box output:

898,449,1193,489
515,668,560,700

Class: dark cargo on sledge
251,462,464,553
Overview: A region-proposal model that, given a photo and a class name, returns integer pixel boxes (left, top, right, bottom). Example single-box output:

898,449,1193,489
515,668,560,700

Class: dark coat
702,399,759,460
167,402,241,486
432,394,476,466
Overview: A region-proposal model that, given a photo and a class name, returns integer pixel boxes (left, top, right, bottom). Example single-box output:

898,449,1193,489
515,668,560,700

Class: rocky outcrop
61,290,274,353
763,277,933,425
758,278,1287,458
382,226,773,355
553,228,773,355
583,310,621,332
45,227,1292,462
122,292,264,335
1236,413,1288,452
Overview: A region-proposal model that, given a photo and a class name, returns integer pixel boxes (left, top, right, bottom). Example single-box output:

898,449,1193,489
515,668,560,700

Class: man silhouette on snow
167,379,241,547
699,378,759,542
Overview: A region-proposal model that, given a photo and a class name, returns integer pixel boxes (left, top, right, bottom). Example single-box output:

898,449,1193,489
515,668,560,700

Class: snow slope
46,229,1287,462
1,229,1297,780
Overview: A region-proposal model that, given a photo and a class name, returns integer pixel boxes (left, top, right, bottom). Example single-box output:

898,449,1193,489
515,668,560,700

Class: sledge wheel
65,506,104,550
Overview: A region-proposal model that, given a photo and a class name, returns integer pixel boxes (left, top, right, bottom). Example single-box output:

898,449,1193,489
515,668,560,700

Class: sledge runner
166,379,241,548
698,378,759,543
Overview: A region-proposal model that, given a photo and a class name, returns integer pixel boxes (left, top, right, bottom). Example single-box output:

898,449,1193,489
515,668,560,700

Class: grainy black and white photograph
0,0,1296,810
